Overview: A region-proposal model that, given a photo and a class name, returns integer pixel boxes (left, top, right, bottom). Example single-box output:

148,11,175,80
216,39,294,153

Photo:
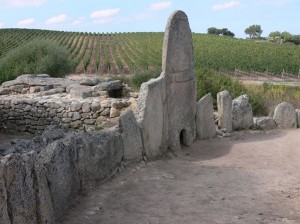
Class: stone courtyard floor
58,129,300,224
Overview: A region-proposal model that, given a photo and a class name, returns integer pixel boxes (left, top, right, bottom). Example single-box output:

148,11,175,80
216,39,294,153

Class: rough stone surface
138,77,167,157
196,93,216,140
76,130,124,187
70,86,95,98
273,102,297,129
138,10,196,157
255,117,277,130
163,10,196,150
119,110,143,161
296,109,300,128
232,95,253,130
93,80,123,92
217,90,232,132
110,107,121,118
39,134,80,219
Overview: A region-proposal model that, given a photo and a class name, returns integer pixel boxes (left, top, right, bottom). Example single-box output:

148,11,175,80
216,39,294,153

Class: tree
207,27,220,35
207,27,235,37
245,25,263,39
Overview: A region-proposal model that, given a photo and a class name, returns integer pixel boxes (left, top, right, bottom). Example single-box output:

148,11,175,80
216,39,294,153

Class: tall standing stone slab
273,102,297,129
138,77,167,157
119,110,143,161
232,95,253,130
163,10,197,150
196,93,216,140
217,90,232,132
138,10,196,155
296,109,300,128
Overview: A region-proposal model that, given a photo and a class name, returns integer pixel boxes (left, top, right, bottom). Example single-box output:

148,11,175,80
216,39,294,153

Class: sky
0,0,299,38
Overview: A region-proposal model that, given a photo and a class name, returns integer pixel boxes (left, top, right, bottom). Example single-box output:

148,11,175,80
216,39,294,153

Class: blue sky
0,0,299,38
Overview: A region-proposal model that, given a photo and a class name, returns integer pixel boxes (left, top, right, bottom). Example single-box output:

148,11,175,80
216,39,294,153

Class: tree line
207,24,300,45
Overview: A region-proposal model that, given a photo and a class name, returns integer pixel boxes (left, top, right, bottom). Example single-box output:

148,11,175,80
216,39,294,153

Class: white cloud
212,1,240,11
45,14,68,25
0,22,4,28
149,1,172,11
17,18,35,28
90,8,120,19
6,0,46,7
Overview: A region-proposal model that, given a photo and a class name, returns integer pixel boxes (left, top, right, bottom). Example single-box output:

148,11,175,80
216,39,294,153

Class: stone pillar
196,93,216,140
163,10,197,150
217,90,232,132
137,10,197,156
273,102,297,129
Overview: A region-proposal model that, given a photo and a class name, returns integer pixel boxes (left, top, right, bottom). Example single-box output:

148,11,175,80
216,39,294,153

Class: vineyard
1,28,300,77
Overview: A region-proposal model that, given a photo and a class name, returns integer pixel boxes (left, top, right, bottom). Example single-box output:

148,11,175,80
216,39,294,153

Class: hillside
0,29,300,76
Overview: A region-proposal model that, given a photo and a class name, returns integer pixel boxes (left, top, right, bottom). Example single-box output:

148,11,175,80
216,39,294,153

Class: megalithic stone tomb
138,10,197,157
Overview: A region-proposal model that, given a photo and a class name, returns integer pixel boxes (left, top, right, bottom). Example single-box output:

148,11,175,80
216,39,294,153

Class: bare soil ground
58,129,300,224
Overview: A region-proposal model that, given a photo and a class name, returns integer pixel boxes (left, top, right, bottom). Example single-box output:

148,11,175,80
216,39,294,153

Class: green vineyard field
1,28,300,76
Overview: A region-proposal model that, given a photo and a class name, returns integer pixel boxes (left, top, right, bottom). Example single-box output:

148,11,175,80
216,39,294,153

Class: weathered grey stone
296,109,300,128
196,93,216,140
0,87,11,95
93,80,123,92
137,10,196,156
76,130,123,187
163,10,196,150
217,90,232,132
39,134,80,219
2,153,37,224
101,108,110,116
79,77,101,86
232,95,253,130
255,117,277,130
0,159,10,224
72,112,81,121
70,102,82,112
138,77,167,157
273,102,297,129
91,102,101,112
2,74,76,90
41,87,65,96
83,119,96,125
70,86,95,98
82,102,91,113
119,111,143,161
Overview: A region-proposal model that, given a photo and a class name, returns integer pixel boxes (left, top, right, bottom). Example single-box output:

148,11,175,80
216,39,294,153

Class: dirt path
58,129,300,224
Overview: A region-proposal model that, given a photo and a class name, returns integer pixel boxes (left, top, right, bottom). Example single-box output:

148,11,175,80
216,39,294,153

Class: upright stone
217,90,232,132
119,111,143,161
138,77,167,157
196,93,216,140
232,95,253,130
137,10,196,156
163,10,197,150
296,109,300,128
273,102,297,129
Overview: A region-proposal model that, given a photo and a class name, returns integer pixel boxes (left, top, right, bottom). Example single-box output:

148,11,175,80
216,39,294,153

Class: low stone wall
0,94,135,133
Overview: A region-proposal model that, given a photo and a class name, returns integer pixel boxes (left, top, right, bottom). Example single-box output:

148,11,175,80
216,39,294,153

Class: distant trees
207,27,235,37
244,25,263,39
268,31,300,45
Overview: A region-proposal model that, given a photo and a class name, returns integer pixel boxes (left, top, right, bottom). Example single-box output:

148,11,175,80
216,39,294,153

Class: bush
131,69,160,91
0,39,75,84
196,68,267,115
